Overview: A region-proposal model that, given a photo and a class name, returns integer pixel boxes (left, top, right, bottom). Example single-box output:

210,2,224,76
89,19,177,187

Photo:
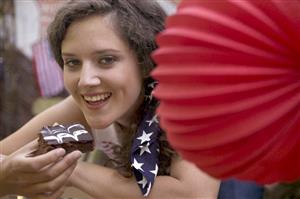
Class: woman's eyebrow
61,52,76,57
93,49,121,54
62,49,121,56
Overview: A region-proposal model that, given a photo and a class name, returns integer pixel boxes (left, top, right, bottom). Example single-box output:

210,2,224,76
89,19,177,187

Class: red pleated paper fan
152,0,300,184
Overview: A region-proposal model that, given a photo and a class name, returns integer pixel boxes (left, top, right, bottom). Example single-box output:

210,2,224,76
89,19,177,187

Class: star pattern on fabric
148,81,158,89
132,158,144,172
137,131,153,144
130,79,161,197
145,80,158,103
145,94,153,102
138,176,148,189
139,142,151,156
150,164,158,177
145,182,152,197
146,114,159,127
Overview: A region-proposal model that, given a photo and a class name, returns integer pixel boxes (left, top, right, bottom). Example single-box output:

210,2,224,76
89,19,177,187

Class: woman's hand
0,139,82,198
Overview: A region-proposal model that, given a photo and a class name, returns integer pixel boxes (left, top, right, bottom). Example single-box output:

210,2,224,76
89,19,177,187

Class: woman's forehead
62,15,129,52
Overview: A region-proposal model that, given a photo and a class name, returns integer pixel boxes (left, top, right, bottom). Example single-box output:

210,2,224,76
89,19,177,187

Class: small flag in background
32,39,64,97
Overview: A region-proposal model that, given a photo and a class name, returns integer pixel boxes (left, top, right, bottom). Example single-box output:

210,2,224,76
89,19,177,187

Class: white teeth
84,93,110,102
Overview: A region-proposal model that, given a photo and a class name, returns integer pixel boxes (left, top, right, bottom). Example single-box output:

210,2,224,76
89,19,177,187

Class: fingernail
56,148,66,156
73,150,82,159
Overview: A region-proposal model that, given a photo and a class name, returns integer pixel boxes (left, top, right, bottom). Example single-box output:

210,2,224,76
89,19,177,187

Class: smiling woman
60,14,143,129
0,0,219,198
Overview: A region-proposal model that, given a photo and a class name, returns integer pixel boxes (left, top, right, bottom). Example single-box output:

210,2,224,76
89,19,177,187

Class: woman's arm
70,157,220,199
0,96,87,155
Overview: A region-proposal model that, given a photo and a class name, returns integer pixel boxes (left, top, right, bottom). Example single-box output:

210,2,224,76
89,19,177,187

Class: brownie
32,123,94,156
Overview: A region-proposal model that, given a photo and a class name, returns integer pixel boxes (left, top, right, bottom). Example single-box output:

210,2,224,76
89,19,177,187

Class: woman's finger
19,148,66,172
22,150,81,183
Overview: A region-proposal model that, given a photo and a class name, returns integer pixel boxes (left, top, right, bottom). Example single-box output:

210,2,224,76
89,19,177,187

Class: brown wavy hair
48,0,176,177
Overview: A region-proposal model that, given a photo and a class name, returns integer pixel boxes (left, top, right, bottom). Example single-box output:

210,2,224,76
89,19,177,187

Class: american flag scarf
131,79,161,197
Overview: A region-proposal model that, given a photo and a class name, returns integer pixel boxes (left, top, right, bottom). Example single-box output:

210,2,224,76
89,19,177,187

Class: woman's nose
78,63,101,87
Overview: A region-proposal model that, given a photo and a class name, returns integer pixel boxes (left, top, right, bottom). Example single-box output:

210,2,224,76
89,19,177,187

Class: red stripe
32,39,64,97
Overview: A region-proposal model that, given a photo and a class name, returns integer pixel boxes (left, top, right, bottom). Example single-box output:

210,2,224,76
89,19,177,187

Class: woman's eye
99,56,116,65
64,59,81,69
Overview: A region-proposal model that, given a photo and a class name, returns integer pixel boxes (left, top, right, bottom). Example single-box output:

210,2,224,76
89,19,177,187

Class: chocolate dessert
33,123,94,155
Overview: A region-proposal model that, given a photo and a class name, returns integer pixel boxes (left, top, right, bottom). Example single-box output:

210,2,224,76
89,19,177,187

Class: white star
148,81,157,89
131,158,144,172
138,176,148,189
139,142,151,156
137,131,153,144
150,164,158,177
144,182,152,197
145,94,153,102
146,114,159,127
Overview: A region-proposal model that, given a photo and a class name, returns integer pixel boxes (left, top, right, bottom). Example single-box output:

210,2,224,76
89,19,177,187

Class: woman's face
61,15,143,129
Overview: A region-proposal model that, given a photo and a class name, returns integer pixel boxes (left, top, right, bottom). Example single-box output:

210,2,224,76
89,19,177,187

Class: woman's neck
115,92,144,129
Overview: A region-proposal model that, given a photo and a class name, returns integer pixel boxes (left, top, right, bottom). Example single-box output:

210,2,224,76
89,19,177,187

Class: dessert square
33,123,94,155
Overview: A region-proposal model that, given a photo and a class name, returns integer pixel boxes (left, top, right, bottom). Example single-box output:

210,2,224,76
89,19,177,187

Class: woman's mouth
83,92,112,106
